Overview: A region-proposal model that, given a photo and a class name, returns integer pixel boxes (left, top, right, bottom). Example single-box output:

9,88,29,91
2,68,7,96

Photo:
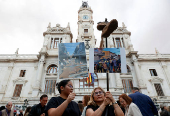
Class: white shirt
125,102,143,116
81,106,87,116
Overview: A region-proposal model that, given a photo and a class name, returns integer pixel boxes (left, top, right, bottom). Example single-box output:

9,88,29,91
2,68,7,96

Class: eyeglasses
67,84,73,88
120,100,125,104
94,91,104,96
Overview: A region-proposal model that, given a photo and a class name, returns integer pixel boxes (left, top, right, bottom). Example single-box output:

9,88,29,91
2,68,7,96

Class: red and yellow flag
87,77,89,84
89,73,92,83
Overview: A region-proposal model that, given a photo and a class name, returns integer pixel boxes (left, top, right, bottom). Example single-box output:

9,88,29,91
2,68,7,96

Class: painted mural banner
89,48,127,73
58,42,88,79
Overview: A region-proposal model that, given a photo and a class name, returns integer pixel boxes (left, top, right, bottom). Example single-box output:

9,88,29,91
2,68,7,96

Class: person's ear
60,86,64,91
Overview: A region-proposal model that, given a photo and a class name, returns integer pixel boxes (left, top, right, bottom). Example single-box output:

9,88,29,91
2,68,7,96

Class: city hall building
0,2,170,109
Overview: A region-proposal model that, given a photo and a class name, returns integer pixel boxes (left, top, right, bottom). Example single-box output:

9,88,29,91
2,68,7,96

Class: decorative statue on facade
97,18,118,47
15,48,19,54
82,1,88,8
122,22,126,28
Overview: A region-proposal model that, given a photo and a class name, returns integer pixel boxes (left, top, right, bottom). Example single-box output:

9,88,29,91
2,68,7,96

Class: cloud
0,0,169,54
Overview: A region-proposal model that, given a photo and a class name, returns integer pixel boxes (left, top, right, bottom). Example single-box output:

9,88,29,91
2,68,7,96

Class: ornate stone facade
0,2,170,109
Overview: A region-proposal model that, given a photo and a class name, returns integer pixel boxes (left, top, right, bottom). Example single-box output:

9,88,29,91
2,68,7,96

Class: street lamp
153,98,160,111
22,99,28,111
85,40,90,50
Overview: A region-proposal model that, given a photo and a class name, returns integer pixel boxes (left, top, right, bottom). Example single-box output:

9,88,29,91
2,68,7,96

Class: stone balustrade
0,54,38,60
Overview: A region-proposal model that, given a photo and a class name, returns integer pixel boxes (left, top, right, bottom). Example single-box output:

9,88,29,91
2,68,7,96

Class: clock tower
76,2,96,50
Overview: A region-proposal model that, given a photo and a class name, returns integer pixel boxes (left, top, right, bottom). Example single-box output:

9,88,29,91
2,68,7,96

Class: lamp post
85,40,90,50
153,98,160,111
22,99,28,111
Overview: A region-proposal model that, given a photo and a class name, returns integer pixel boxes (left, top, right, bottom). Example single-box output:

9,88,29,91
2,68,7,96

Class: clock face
83,15,88,19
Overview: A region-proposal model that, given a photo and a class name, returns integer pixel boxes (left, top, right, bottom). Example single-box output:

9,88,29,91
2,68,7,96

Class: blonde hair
88,86,106,106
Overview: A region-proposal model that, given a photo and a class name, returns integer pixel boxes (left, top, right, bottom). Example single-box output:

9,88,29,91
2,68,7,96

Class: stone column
114,38,117,48
120,38,123,48
130,66,138,87
32,55,45,97
132,55,145,88
36,55,45,89
161,62,170,87
115,73,123,88
109,73,116,88
1,65,13,101
52,38,55,49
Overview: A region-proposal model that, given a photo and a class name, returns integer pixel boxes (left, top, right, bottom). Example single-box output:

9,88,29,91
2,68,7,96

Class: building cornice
126,51,138,58
0,54,38,62
137,54,170,61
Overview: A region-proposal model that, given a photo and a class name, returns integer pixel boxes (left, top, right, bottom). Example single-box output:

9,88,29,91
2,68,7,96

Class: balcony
81,33,92,38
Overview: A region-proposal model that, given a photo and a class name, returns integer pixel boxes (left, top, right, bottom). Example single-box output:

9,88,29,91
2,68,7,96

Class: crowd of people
0,79,170,116
95,58,121,73
0,102,30,116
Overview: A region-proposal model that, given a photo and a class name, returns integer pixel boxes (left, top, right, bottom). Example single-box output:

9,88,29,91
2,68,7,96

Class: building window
47,65,58,74
50,38,62,49
19,70,26,77
122,79,133,93
13,84,23,97
149,69,158,76
79,73,98,91
84,29,88,33
54,38,59,48
116,38,121,48
45,80,56,94
154,83,164,96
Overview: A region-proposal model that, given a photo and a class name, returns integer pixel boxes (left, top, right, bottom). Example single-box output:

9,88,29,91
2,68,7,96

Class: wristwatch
112,101,118,104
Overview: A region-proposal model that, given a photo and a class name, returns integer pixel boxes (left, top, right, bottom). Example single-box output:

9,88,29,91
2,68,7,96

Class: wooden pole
106,37,109,91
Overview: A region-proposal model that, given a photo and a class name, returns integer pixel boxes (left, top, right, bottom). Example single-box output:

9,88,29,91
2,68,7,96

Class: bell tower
76,1,96,50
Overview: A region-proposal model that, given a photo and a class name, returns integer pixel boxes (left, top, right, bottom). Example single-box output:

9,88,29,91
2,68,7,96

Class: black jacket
28,103,46,116
160,110,170,116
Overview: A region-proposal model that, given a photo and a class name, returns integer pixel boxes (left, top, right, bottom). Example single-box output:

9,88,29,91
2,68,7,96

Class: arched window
47,65,58,74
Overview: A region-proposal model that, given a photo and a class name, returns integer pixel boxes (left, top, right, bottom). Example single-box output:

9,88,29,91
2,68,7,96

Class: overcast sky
0,0,170,54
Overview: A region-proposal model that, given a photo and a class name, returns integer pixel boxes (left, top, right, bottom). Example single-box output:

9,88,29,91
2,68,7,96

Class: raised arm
86,98,110,116
105,91,124,116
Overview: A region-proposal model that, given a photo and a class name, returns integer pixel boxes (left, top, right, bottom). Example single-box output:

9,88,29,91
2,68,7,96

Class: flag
89,73,92,83
87,77,89,84
91,73,95,84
